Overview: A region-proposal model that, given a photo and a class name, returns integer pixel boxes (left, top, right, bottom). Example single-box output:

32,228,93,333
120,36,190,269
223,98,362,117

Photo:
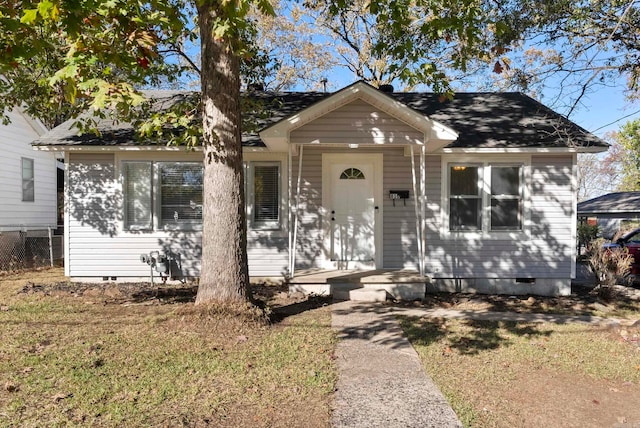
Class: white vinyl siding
0,109,56,230
290,99,423,146
67,153,204,278
426,154,574,280
67,152,290,279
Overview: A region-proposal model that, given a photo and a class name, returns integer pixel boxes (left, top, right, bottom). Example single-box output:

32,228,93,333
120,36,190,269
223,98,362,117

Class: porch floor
289,269,431,301
289,269,429,285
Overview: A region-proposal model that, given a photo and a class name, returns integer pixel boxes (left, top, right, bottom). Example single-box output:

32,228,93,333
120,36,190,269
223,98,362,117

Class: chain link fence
0,226,63,273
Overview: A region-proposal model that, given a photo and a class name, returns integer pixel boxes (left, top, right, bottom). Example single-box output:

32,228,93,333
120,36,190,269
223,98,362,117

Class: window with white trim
449,164,481,230
123,161,203,230
448,162,523,232
246,161,281,230
22,157,34,202
490,165,522,230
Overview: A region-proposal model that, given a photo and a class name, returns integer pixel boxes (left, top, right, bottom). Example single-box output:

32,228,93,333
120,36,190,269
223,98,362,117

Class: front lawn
0,268,337,427
401,316,640,427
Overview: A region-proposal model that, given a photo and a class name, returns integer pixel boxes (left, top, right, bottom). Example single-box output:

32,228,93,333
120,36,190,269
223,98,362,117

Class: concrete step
348,288,387,302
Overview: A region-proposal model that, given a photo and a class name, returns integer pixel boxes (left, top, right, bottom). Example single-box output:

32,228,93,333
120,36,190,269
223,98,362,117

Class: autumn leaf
52,392,72,402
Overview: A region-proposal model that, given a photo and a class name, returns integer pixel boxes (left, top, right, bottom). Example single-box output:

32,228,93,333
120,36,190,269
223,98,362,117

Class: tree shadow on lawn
400,317,554,356
19,280,334,320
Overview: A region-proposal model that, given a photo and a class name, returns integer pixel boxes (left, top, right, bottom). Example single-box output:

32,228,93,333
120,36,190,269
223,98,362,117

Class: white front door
322,153,382,268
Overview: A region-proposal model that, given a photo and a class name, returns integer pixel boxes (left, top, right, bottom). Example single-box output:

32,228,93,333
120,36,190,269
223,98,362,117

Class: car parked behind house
603,227,640,283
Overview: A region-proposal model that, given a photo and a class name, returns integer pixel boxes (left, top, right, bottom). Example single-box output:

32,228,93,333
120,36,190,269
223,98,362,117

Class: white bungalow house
32,81,607,296
0,108,60,269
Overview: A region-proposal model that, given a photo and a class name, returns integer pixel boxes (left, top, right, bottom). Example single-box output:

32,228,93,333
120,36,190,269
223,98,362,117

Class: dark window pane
159,162,203,226
450,198,481,230
450,166,479,196
491,199,521,229
340,168,365,179
254,165,279,222
491,166,519,196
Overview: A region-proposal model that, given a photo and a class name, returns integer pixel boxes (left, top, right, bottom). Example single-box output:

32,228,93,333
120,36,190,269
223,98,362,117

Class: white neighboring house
0,108,59,268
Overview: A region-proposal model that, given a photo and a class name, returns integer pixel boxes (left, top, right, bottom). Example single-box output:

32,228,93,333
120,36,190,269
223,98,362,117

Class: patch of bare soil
16,279,332,322
18,280,199,305
417,284,640,318
487,367,640,428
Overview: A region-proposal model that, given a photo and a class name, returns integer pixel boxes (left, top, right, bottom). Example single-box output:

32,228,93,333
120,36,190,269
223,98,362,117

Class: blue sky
568,86,640,138
299,65,639,139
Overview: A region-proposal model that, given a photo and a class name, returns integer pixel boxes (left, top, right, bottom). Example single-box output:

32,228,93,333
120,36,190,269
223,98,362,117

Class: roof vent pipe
247,83,264,92
379,84,394,93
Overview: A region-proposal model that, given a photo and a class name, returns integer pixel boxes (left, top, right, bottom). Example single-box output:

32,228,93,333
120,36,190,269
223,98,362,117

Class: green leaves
19,9,38,24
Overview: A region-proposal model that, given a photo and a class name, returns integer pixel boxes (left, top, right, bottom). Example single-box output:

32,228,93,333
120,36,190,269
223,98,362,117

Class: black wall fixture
389,190,410,206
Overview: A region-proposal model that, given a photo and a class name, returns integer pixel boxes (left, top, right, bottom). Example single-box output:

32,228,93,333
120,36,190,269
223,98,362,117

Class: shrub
578,223,599,248
587,238,633,286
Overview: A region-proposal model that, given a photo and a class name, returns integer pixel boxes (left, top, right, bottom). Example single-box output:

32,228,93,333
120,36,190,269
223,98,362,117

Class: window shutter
124,162,153,229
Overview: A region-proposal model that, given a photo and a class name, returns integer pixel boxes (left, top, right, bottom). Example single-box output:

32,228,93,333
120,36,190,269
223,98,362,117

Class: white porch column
288,144,293,277
420,144,427,278
410,145,424,276
291,145,304,278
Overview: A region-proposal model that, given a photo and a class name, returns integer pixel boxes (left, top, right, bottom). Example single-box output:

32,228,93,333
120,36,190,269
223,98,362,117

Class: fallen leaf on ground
52,392,72,402
4,382,18,392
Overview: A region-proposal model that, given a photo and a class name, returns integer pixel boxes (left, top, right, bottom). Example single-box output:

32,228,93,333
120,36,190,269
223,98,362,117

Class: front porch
288,269,431,301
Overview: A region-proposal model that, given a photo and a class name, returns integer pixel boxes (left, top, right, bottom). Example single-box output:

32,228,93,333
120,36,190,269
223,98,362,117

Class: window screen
22,158,34,202
449,165,481,230
253,163,280,226
490,165,522,230
123,162,153,229
158,162,203,227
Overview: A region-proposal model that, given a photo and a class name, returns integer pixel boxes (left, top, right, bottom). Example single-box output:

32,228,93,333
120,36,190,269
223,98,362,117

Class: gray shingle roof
578,192,640,215
32,86,607,150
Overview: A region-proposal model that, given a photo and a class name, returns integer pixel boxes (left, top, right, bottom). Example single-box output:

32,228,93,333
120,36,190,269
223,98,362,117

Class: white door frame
321,153,383,269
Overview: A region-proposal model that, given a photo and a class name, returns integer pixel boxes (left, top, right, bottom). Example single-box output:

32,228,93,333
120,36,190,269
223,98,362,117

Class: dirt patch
403,315,640,428
17,280,200,305
14,278,332,321
415,284,640,319
502,368,640,428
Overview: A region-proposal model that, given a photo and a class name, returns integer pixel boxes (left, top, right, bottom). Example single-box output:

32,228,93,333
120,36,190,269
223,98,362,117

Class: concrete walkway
330,301,636,427
331,301,462,427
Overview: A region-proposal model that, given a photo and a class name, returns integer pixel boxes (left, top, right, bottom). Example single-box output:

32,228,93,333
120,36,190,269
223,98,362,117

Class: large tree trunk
195,3,250,304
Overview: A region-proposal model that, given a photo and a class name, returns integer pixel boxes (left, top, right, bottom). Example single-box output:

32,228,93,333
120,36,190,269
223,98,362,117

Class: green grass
0,270,337,427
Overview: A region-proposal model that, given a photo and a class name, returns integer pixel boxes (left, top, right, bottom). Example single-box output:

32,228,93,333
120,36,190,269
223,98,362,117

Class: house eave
32,145,204,152
578,210,640,216
438,146,607,154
